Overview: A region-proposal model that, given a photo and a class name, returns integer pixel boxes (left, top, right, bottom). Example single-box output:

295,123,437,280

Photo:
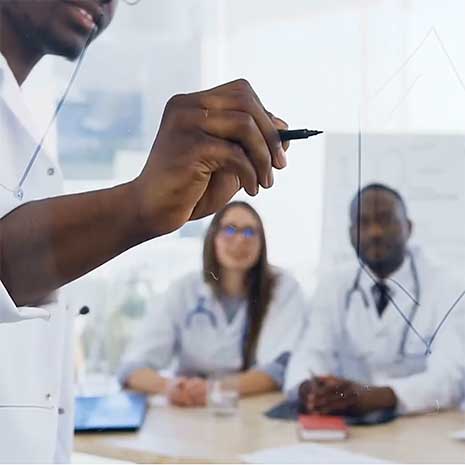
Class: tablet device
74,391,148,433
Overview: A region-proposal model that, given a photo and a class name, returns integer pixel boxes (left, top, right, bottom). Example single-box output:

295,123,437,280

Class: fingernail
266,170,274,188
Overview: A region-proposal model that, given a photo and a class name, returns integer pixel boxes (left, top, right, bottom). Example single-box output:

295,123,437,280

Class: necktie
371,282,390,317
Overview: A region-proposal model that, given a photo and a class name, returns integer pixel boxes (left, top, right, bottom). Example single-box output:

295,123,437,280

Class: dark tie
371,282,390,317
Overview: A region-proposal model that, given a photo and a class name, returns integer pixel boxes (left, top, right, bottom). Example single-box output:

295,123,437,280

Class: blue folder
74,391,148,433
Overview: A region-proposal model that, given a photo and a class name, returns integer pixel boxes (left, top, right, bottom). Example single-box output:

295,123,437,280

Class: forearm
125,368,169,395
0,181,151,306
236,369,279,397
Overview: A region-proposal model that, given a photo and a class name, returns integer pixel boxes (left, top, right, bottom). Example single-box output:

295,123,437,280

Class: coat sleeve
284,275,342,398
255,270,309,368
379,285,465,414
117,279,186,384
0,279,51,323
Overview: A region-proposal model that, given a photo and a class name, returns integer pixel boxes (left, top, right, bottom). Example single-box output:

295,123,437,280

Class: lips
63,0,104,32
77,7,94,25
228,252,252,261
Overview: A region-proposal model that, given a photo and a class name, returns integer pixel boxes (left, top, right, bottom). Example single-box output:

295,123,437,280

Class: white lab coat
285,249,465,414
120,268,307,380
0,53,73,462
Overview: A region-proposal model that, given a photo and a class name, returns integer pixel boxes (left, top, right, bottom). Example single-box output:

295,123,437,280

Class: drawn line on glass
384,74,423,126
357,27,465,354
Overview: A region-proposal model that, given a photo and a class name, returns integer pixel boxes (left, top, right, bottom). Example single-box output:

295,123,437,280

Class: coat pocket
0,405,57,463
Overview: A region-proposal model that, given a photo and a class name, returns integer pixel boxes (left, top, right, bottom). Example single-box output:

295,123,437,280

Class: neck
220,269,247,298
0,8,42,85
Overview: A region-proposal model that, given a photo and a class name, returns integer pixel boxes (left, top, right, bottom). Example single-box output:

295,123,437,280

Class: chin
232,265,253,273
51,38,87,60
43,26,93,60
57,45,84,60
366,261,383,273
359,254,384,272
224,261,253,272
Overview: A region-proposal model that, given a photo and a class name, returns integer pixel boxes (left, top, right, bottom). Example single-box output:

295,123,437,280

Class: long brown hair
203,201,277,369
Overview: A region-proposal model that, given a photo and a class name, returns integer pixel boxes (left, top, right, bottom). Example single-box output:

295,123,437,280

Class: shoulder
415,251,463,291
165,271,206,296
266,268,309,323
160,271,211,319
272,266,300,290
314,263,358,293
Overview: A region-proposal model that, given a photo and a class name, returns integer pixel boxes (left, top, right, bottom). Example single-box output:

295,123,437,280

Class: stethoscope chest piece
185,297,218,329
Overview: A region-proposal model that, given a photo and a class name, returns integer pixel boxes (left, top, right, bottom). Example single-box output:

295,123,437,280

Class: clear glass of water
207,373,239,416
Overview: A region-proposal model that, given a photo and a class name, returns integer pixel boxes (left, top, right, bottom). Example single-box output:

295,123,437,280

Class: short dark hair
349,183,408,221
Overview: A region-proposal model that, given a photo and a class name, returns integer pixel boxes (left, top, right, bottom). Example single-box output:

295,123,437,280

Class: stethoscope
344,251,423,358
184,295,252,362
185,297,218,329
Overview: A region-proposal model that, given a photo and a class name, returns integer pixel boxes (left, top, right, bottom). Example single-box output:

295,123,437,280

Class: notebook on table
75,391,148,433
298,414,348,441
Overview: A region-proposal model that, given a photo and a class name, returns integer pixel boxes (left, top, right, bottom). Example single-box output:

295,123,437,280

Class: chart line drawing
356,27,465,356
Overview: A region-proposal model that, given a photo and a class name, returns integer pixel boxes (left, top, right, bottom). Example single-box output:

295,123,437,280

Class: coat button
47,167,55,176
45,393,52,401
58,408,65,415
14,188,24,201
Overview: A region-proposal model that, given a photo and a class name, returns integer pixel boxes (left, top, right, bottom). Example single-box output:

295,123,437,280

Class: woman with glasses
118,201,307,406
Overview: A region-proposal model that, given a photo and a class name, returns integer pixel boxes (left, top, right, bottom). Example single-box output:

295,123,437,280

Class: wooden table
74,394,465,463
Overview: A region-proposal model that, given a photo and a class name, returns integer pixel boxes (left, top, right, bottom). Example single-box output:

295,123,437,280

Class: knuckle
166,93,186,110
237,93,256,112
166,107,199,131
236,112,256,133
162,95,189,127
233,78,252,91
231,142,246,160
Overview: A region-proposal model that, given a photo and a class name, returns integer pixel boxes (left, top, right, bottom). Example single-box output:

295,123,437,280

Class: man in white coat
0,1,289,461
285,183,465,419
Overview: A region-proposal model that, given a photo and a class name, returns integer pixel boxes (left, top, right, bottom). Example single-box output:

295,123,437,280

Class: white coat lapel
0,54,45,149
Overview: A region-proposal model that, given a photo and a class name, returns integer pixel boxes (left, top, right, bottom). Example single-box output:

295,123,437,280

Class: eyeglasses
219,224,258,239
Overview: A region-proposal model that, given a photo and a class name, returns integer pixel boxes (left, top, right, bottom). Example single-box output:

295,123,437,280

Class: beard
358,243,406,278
4,3,93,62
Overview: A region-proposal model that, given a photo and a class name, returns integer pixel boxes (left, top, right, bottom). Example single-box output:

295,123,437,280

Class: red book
298,414,348,441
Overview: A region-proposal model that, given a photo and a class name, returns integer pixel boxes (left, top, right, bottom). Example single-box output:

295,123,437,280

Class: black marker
279,129,323,142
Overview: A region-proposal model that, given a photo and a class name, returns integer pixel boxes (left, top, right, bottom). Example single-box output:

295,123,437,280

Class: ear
349,225,357,249
406,219,413,239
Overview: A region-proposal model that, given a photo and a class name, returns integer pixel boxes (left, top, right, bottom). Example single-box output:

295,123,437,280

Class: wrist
357,386,397,414
376,386,397,410
106,181,154,245
298,380,311,401
296,381,311,413
130,175,187,239
156,376,170,395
